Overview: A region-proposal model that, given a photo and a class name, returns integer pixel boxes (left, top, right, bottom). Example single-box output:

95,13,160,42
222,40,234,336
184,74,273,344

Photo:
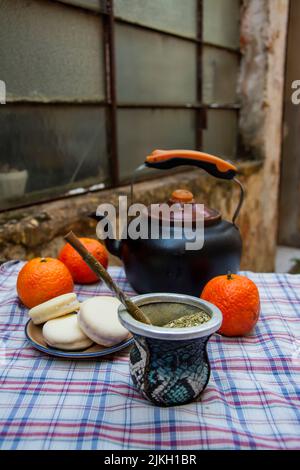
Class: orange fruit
201,272,260,336
17,257,74,308
58,237,108,284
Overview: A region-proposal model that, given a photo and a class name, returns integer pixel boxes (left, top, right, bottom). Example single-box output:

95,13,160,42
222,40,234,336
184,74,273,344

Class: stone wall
0,162,264,270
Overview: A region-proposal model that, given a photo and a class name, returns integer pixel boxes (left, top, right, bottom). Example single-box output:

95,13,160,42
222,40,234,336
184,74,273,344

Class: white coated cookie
78,296,130,347
29,293,80,325
42,313,93,351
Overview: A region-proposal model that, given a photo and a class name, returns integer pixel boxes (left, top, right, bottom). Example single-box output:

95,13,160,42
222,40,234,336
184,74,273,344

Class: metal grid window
0,0,240,211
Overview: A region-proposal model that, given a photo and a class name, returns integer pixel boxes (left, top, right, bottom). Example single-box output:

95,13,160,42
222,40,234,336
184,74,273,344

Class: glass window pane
0,0,105,102
203,0,240,49
117,109,196,180
114,0,197,39
203,46,239,103
202,110,237,157
116,24,197,104
0,105,108,209
59,0,100,12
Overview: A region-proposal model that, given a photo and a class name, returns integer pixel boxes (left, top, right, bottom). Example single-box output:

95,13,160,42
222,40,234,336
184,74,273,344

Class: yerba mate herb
164,310,210,328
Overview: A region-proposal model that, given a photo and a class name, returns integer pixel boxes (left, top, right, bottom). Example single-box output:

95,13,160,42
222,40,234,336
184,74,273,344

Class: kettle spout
88,212,122,259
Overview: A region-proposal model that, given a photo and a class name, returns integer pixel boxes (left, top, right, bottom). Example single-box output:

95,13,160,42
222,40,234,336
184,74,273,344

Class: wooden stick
64,231,151,325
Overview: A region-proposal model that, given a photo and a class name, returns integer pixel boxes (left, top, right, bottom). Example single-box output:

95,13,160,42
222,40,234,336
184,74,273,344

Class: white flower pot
0,170,28,199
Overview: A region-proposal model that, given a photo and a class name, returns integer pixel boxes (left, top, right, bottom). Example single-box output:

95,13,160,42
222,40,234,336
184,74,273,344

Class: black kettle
92,150,244,297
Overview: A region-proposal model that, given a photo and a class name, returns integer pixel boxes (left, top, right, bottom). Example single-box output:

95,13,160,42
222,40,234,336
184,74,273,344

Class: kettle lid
170,189,195,203
147,189,221,226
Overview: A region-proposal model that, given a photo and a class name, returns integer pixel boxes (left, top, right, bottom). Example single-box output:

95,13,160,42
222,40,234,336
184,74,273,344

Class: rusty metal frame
4,101,240,110
117,103,240,110
103,0,119,186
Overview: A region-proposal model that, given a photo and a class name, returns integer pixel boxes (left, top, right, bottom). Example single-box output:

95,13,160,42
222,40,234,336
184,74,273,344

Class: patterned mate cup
118,293,222,407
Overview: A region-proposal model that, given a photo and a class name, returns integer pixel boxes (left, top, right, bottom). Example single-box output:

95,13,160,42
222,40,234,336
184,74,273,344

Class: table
0,260,299,450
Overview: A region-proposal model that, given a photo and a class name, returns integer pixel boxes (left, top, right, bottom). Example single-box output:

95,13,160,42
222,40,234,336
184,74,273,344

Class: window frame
0,0,240,213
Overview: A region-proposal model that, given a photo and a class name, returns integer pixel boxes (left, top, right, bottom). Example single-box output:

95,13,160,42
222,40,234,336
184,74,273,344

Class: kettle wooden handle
145,149,237,180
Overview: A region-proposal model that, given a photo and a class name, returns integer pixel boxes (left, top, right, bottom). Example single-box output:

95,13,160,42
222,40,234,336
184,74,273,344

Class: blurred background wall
0,0,292,271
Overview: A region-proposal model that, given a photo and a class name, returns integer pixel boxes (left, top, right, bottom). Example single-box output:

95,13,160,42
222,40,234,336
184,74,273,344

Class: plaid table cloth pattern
0,260,299,450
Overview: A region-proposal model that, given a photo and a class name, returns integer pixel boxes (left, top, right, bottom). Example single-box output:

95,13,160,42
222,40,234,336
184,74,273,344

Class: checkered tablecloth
0,260,299,450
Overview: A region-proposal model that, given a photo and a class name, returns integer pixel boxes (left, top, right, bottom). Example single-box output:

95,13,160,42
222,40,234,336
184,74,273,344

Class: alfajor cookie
42,313,93,351
78,296,130,347
28,293,80,325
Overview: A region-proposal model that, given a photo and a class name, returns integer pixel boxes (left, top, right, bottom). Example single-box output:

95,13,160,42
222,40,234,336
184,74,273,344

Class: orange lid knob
171,189,194,203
